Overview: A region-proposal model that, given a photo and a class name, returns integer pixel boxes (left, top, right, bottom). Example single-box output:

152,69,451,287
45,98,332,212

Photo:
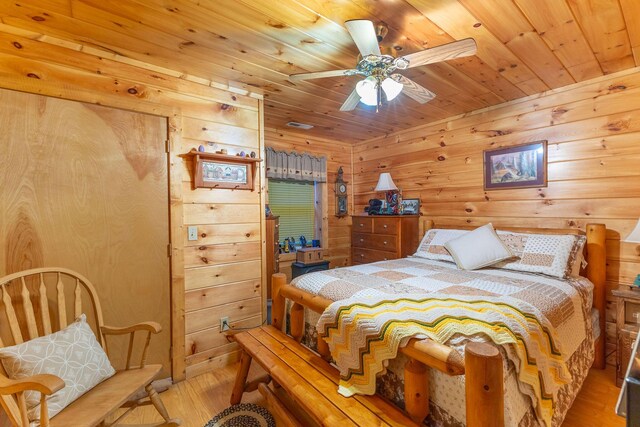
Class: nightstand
291,260,330,279
613,288,640,386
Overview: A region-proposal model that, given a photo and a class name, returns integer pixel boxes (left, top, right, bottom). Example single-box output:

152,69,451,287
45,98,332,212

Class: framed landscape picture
483,141,547,190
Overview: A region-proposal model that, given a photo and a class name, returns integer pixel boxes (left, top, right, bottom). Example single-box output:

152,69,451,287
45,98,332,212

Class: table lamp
624,218,640,287
374,173,399,214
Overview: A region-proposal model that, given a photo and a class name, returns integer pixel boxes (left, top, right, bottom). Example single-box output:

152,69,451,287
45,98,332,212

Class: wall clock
335,166,348,217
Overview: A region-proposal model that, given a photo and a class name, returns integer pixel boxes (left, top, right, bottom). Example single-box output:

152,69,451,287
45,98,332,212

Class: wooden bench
230,325,421,427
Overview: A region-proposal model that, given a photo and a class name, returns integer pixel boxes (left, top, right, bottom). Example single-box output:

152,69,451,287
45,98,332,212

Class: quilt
288,257,595,427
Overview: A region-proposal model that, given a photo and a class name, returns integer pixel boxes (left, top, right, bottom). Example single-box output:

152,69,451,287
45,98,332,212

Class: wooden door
0,88,171,375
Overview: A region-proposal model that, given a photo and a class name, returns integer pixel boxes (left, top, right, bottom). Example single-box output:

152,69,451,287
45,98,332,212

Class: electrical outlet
188,226,198,241
220,316,230,332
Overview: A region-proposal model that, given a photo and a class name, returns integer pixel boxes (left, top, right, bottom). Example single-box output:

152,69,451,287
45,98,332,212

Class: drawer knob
360,238,364,242
383,224,388,228
359,223,364,227
383,241,387,245
384,258,388,261
275,224,279,228
360,254,364,258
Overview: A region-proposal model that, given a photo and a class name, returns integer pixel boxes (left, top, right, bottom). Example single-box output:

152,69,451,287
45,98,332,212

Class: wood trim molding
169,114,186,382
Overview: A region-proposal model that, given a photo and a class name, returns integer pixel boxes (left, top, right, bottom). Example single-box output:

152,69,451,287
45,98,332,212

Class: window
268,180,316,244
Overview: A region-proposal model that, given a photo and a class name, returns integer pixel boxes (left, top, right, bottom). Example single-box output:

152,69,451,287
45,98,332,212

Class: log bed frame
270,220,607,426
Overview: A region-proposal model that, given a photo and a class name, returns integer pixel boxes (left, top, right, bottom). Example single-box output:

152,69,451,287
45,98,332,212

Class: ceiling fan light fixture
381,77,403,101
394,57,410,69
356,76,378,106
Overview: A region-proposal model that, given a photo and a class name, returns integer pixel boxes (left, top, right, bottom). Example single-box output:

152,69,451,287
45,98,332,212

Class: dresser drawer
352,233,398,252
353,216,373,233
352,247,396,264
373,217,399,235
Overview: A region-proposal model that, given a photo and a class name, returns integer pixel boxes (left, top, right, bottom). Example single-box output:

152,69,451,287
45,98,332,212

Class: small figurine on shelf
283,238,290,253
250,151,256,158
289,237,296,252
198,145,206,152
299,236,307,248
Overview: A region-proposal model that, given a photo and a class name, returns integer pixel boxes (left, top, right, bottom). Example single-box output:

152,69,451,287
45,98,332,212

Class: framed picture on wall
186,149,261,190
483,141,547,190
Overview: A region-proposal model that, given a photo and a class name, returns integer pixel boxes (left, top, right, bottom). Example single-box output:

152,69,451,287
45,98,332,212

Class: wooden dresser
266,216,279,299
351,215,419,265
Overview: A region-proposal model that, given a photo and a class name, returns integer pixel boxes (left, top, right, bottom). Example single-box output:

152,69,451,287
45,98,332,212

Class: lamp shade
381,77,403,101
356,76,378,106
374,173,398,192
624,218,640,243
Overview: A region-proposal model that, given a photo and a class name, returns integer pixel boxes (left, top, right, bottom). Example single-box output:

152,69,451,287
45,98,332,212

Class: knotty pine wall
354,67,640,364
0,24,265,381
265,128,354,273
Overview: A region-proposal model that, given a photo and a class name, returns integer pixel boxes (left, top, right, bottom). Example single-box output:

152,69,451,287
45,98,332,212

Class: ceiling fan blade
345,19,381,57
400,38,477,69
289,69,356,82
394,75,436,104
339,88,361,111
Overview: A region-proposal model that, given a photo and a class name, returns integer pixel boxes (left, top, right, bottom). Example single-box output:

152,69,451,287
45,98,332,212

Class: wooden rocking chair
0,267,181,427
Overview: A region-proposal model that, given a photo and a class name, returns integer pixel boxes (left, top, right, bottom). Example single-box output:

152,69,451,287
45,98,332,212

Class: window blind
269,180,316,244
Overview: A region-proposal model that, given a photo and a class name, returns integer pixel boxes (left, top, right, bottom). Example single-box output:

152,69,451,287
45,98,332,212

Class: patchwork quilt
288,257,595,427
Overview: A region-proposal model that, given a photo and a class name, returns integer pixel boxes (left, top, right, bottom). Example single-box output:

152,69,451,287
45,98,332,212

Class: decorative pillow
0,314,115,423
413,228,465,262
444,224,514,270
495,231,587,279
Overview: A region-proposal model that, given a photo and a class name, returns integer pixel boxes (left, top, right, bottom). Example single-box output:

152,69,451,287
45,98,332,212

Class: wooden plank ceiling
1,0,638,142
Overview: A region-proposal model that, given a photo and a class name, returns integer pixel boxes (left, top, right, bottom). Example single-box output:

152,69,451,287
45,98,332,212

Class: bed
271,220,606,427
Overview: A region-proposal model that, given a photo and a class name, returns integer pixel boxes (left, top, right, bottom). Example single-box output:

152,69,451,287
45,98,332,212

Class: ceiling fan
289,20,477,112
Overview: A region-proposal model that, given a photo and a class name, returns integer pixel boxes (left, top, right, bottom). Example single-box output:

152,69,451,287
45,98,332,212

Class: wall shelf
184,149,261,190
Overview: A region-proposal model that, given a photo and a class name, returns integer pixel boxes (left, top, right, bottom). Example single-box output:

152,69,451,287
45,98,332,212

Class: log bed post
316,335,331,360
290,303,304,342
586,223,606,369
465,342,504,427
404,359,429,423
272,273,287,330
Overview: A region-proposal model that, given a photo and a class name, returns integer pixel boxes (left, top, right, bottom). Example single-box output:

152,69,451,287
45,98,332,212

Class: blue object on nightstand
634,274,640,287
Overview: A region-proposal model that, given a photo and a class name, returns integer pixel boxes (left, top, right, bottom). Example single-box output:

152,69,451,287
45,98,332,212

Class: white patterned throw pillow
0,314,115,424
495,231,586,279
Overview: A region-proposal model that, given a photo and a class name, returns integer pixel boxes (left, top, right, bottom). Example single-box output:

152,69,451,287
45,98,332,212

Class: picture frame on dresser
400,198,420,215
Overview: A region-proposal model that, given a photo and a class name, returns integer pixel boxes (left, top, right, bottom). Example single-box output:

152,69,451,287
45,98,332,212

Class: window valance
266,147,327,182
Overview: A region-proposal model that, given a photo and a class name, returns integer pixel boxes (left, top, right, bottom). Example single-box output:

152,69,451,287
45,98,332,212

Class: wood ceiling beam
566,0,635,74
0,2,403,133
457,0,574,89
405,0,549,95
512,0,603,82
619,0,640,66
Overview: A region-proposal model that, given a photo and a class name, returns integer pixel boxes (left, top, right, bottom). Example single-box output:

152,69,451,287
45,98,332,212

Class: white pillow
444,224,514,270
0,314,115,423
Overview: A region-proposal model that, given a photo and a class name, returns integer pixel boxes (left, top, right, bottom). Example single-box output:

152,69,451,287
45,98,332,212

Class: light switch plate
187,226,198,241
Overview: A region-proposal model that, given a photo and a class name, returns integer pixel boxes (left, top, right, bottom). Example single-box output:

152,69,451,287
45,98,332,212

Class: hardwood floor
120,364,625,427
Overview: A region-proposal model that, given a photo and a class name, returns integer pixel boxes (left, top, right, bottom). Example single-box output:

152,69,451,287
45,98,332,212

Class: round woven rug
204,403,275,427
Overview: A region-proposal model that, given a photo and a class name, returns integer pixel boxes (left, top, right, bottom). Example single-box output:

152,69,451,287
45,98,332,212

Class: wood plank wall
353,67,640,365
0,24,264,380
264,128,354,273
